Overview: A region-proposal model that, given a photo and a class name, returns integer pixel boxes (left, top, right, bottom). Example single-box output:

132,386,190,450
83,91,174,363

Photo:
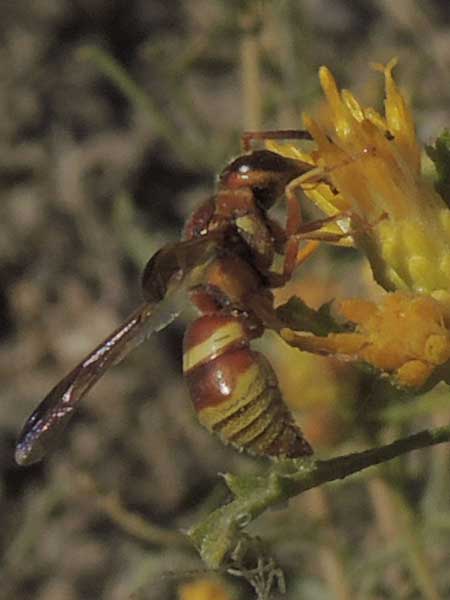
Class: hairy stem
188,424,450,568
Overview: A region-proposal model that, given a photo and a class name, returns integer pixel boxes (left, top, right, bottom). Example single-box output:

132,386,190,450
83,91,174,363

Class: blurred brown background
1,1,450,599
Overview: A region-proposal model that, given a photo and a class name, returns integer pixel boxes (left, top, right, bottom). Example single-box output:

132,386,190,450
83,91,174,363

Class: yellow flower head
282,291,450,388
274,61,450,388
178,578,232,600
271,60,450,309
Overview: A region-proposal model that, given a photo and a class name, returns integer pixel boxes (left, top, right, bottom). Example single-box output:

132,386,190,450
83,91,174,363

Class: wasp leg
282,212,353,280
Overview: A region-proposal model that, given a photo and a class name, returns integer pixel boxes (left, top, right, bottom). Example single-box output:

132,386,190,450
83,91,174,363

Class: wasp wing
15,236,221,466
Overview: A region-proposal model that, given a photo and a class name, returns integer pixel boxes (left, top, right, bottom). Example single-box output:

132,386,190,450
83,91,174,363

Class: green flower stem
188,425,450,569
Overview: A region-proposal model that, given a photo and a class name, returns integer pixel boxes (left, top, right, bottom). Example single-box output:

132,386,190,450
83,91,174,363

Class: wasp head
219,150,312,211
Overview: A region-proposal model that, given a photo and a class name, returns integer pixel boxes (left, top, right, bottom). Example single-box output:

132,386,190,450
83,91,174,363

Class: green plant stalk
188,424,450,569
78,46,180,144
78,46,224,169
369,476,442,600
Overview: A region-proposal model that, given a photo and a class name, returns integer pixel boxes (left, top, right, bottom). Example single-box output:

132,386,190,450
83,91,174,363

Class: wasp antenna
241,129,313,152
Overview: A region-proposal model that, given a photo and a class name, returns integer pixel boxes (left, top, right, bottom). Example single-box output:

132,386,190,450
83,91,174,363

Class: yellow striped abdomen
183,314,312,458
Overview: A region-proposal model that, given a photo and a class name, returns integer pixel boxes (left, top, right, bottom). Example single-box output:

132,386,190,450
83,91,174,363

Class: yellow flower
178,578,232,600
273,61,450,388
283,292,450,388
270,59,450,310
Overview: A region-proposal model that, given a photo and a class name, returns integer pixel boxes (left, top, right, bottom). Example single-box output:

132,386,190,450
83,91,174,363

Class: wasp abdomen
183,314,312,458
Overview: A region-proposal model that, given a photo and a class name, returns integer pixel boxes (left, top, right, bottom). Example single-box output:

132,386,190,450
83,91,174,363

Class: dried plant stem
304,488,353,600
78,474,187,548
240,6,263,130
369,477,442,600
188,424,450,569
96,492,188,548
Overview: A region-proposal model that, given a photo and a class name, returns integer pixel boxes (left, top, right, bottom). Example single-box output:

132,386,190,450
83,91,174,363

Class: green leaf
276,296,346,336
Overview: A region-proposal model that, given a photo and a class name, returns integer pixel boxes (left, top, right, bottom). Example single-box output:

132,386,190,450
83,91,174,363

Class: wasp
15,130,344,466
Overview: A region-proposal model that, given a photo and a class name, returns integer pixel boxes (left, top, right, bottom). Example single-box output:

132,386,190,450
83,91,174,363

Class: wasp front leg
182,290,312,459
281,211,355,282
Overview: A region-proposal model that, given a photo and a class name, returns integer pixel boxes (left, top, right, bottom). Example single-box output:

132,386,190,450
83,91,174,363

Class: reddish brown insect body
176,150,318,457
16,132,328,466
179,150,318,457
